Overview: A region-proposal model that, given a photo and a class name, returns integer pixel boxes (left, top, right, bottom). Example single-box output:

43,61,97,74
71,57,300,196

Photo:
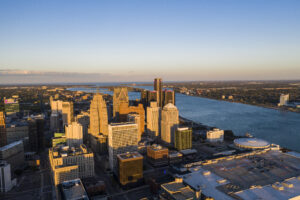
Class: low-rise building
147,144,168,167
117,152,143,186
0,161,16,193
206,128,224,143
0,140,24,173
61,178,89,200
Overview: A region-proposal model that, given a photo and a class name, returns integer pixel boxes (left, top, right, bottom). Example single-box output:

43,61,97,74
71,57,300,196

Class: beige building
161,103,179,144
113,87,129,119
147,102,161,138
49,144,94,186
127,113,141,142
206,128,224,142
76,111,89,144
89,94,108,136
62,101,74,127
108,123,138,171
65,122,83,147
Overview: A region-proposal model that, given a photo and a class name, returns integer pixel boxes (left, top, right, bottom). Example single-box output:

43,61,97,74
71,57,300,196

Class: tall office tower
147,91,158,106
154,78,163,107
65,122,83,147
117,152,143,186
62,101,74,127
50,97,63,113
49,145,94,185
76,111,89,144
108,123,138,172
89,94,108,136
147,102,161,139
161,103,179,144
163,90,175,106
140,90,148,108
175,127,192,151
113,87,129,119
28,117,44,152
127,113,141,142
0,112,7,147
119,103,145,137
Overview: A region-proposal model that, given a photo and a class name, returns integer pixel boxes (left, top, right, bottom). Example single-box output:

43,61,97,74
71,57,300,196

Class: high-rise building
28,116,44,152
108,123,138,172
62,101,74,127
174,127,192,151
65,122,83,147
140,90,148,108
117,152,143,186
49,145,94,186
76,111,90,144
119,103,145,137
113,88,129,119
147,102,161,139
161,103,179,144
90,94,108,136
163,90,175,106
127,113,141,142
0,112,7,147
154,78,163,107
278,94,289,106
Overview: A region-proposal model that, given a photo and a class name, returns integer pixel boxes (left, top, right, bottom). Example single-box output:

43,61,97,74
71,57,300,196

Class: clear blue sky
0,0,300,83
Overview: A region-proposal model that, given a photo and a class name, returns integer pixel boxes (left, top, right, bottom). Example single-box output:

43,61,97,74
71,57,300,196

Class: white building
108,123,138,172
127,113,141,142
147,102,161,139
206,128,224,142
161,103,179,144
278,94,289,106
0,161,16,192
65,122,83,147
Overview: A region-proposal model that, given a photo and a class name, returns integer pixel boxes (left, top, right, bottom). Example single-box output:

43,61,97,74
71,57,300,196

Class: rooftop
234,138,270,149
148,144,168,151
0,140,23,152
61,178,89,200
117,151,143,160
161,180,196,200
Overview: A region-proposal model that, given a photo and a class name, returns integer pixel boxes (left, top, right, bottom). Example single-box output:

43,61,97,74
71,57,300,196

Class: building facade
65,122,83,147
147,102,161,139
113,87,129,119
0,112,7,147
154,78,163,107
206,128,224,142
175,127,192,151
89,94,108,136
147,144,168,167
161,103,179,144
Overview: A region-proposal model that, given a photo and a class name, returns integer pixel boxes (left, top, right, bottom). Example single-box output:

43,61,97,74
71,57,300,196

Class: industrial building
117,152,143,186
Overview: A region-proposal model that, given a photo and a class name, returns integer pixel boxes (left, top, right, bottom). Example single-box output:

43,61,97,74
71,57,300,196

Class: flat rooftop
117,151,143,160
0,140,23,151
148,144,168,151
61,178,89,200
183,150,300,199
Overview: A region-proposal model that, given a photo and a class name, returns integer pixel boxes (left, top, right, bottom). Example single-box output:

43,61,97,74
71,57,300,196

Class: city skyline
1,0,300,83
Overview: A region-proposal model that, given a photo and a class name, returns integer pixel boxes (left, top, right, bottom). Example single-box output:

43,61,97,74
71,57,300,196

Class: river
69,85,300,152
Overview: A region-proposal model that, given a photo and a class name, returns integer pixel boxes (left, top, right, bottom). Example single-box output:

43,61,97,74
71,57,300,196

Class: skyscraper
147,102,161,139
66,122,83,147
76,111,89,144
89,94,108,136
161,103,179,144
154,78,163,107
28,116,44,152
0,112,7,147
175,127,192,151
108,123,138,172
62,101,74,127
113,88,129,119
163,90,175,106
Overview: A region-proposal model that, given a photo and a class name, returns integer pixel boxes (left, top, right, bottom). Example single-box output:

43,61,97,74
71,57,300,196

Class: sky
0,0,300,83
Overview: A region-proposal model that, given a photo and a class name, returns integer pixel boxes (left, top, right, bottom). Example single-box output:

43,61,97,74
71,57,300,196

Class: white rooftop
234,138,270,149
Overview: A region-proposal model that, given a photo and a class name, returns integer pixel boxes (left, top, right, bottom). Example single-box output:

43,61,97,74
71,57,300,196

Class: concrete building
113,87,129,119
76,111,89,143
127,113,142,142
89,94,108,136
154,78,163,107
65,122,83,147
160,176,200,200
161,103,179,144
119,103,145,137
50,112,60,132
0,161,16,193
0,112,7,147
61,179,89,200
147,144,168,167
51,133,67,147
49,144,94,186
206,128,224,142
4,98,20,116
147,91,158,106
90,134,107,155
108,123,138,172
175,127,192,151
278,94,289,106
62,101,74,127
5,121,28,144
163,90,175,107
147,102,161,139
28,117,44,152
117,152,143,186
0,141,24,173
